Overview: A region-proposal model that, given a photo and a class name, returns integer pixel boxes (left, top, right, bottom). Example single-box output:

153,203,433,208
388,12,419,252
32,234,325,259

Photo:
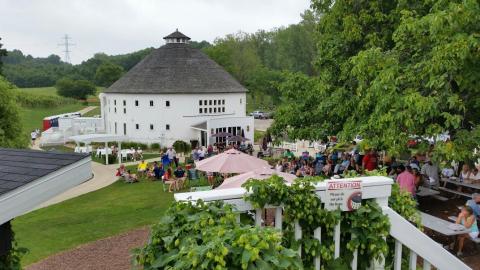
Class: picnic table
439,177,480,198
417,186,440,197
421,212,470,236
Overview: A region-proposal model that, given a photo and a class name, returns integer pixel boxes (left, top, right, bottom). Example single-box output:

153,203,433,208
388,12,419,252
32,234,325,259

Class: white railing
175,176,471,270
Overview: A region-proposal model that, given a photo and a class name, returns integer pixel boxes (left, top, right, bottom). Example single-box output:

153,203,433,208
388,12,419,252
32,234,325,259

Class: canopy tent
195,149,270,173
69,134,129,165
216,167,296,190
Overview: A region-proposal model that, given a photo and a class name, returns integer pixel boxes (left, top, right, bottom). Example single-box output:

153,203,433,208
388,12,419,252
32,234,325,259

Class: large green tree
94,62,124,87
0,38,7,74
0,76,28,147
55,78,96,100
272,0,480,161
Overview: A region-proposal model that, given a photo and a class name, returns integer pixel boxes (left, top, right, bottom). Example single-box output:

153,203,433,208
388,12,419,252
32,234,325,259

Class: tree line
0,12,317,103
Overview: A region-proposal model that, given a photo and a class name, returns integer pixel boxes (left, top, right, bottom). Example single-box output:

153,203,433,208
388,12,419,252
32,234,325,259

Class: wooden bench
417,186,440,197
438,187,472,198
421,212,470,236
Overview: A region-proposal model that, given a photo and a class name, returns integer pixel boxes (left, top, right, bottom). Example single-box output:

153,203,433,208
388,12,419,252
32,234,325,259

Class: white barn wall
102,92,248,146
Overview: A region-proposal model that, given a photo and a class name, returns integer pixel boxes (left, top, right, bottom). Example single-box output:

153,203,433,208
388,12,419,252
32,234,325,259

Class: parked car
250,111,271,119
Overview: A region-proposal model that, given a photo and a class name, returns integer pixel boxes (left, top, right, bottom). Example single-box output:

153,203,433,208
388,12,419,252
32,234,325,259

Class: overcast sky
0,0,310,64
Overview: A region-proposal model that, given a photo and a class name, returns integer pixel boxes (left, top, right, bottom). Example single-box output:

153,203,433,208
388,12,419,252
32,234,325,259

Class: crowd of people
115,147,186,192
273,143,380,178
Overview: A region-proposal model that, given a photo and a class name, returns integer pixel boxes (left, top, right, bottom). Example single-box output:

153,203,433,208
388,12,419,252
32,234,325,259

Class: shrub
133,201,302,269
55,78,96,100
172,140,191,154
150,143,160,150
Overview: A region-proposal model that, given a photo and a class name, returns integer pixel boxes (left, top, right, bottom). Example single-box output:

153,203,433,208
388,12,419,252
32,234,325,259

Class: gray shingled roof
0,148,89,196
163,29,191,40
104,43,248,94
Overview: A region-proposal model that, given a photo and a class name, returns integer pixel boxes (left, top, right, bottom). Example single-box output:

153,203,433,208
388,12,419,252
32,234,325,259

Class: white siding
103,92,248,146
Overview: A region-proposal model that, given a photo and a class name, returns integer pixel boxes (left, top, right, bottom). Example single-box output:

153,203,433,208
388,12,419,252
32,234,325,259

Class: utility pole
58,34,74,63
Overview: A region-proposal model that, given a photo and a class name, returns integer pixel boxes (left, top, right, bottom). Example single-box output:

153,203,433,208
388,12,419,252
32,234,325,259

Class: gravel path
26,227,149,270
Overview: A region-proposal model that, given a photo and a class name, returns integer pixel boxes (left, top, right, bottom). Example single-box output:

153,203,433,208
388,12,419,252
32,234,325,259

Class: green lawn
16,86,59,96
83,106,101,117
13,179,174,266
19,103,86,132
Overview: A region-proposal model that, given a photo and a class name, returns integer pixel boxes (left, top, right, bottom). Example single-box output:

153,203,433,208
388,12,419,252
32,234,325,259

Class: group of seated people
274,146,379,178
116,159,186,192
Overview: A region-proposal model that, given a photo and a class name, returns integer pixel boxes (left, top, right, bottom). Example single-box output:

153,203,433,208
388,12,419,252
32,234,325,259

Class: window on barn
166,101,170,107
135,100,139,106
150,100,154,106
166,124,170,130
150,124,154,130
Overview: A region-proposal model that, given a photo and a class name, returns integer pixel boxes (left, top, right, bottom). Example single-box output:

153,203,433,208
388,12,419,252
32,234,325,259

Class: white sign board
325,180,362,211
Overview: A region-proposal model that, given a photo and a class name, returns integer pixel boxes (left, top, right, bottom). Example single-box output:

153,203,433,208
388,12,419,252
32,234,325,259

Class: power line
58,34,75,63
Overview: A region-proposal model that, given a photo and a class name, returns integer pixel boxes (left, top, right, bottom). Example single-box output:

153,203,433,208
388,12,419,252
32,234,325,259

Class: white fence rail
175,176,471,270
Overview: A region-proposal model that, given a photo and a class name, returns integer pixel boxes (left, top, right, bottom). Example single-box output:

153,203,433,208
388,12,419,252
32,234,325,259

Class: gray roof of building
163,29,191,40
104,43,248,94
0,148,89,196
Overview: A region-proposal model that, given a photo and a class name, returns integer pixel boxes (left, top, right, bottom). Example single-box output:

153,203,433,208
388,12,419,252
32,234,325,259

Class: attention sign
324,180,362,211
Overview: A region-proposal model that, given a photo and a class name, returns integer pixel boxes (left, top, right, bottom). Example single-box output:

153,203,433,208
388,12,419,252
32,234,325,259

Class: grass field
13,179,174,266
19,103,86,132
18,86,104,104
83,106,101,117
16,87,59,96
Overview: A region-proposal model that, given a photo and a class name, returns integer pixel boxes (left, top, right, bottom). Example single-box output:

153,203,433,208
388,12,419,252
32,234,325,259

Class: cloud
0,0,310,63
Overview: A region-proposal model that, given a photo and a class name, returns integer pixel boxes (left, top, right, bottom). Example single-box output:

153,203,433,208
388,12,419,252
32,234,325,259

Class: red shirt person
362,149,378,171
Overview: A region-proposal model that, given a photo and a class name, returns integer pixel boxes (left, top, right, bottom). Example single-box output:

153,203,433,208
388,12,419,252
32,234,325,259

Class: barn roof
104,41,248,94
163,29,191,40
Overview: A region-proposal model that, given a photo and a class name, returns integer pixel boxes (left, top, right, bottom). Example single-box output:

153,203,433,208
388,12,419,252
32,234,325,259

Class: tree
94,62,123,87
0,38,7,75
272,0,480,160
55,78,96,100
0,76,28,148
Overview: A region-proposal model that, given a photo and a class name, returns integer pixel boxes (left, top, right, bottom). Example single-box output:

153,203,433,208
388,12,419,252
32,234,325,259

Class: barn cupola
163,29,191,44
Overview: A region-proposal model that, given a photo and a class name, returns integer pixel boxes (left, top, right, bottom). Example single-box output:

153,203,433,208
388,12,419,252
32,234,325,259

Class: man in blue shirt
153,162,165,180
466,193,480,220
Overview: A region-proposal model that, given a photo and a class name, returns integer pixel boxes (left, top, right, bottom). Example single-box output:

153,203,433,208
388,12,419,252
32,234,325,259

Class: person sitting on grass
125,170,138,183
153,161,165,181
449,206,479,257
137,160,148,178
173,166,186,190
163,168,176,192
116,164,126,179
146,163,155,179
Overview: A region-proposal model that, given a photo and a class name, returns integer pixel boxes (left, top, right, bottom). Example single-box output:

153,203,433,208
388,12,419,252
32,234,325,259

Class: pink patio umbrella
216,167,297,190
195,148,269,173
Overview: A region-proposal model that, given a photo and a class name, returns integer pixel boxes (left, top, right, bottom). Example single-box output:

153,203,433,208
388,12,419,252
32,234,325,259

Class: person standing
421,160,440,187
396,165,416,197
166,147,177,167
30,130,37,146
